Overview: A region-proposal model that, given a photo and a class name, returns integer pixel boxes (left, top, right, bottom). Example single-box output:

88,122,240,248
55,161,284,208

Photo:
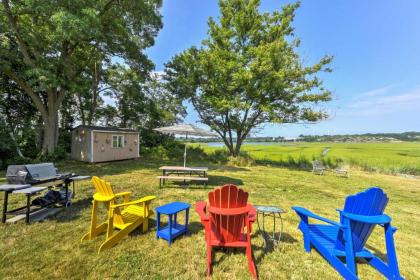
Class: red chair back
208,184,249,243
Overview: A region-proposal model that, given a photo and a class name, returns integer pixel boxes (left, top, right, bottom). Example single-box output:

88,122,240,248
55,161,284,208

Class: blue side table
156,202,190,246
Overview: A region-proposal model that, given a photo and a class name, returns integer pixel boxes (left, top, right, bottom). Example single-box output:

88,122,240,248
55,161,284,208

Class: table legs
156,212,161,239
185,208,189,231
156,208,190,246
2,191,9,223
25,194,31,224
257,211,284,249
168,214,172,246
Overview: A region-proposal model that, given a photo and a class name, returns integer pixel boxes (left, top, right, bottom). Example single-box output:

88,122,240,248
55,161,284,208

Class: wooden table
157,166,208,187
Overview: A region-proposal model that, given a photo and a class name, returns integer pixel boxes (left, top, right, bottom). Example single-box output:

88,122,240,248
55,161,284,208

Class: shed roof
73,125,137,133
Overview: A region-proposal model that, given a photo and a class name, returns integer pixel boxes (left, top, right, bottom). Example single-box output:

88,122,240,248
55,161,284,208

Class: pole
184,132,188,167
184,144,187,167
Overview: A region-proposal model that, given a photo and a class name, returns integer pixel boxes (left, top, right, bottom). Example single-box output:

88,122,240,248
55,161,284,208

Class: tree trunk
233,138,243,157
42,108,59,154
87,61,101,126
220,135,235,155
41,91,62,154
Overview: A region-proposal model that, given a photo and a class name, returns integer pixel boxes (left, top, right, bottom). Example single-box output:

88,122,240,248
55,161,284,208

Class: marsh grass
0,156,419,279
197,142,420,175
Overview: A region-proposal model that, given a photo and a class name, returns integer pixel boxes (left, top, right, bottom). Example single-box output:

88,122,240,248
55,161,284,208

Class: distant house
71,125,140,163
283,137,301,142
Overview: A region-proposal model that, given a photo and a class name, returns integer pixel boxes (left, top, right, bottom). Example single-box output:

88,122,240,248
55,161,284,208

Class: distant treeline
187,132,420,143
299,132,420,142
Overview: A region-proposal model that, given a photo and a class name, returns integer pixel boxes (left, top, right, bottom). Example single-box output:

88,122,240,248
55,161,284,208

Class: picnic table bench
157,166,208,187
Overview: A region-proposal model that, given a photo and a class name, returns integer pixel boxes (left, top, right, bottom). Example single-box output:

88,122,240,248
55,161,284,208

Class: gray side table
255,205,287,248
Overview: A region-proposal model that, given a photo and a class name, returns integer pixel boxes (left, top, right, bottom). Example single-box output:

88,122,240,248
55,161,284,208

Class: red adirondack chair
196,184,257,279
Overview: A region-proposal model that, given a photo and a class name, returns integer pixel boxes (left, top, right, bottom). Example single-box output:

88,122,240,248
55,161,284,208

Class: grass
197,142,420,175
0,154,419,279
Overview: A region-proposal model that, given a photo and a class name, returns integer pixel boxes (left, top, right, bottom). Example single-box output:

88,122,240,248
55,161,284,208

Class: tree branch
99,0,117,16
3,69,47,119
2,0,37,68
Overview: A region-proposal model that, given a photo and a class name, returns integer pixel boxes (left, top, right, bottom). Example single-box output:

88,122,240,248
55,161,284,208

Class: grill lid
6,163,59,184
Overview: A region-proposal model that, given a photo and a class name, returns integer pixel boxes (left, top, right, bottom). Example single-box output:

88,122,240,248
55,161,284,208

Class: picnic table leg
2,191,9,223
25,194,31,224
204,171,207,185
162,170,166,185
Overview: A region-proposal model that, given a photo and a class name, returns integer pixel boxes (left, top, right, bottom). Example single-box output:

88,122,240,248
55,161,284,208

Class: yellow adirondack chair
81,176,156,253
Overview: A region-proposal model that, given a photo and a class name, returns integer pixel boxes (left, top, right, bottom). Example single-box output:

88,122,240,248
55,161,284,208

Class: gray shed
71,126,140,163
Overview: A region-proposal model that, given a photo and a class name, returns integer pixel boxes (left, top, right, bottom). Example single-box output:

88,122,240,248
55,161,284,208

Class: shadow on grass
209,165,250,172
159,182,214,190
57,159,161,178
158,175,243,189
252,232,298,265
128,220,203,239
364,244,388,262
58,158,249,180
52,197,92,223
209,175,243,186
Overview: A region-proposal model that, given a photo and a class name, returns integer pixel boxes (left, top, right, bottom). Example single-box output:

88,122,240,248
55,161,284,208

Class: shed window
112,135,124,148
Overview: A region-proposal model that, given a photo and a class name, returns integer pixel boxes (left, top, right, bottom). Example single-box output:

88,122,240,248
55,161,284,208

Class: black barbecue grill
6,163,73,185
0,163,89,223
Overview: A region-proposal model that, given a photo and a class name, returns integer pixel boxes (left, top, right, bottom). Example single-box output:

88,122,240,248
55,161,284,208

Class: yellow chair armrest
93,193,115,202
114,191,131,197
110,196,156,209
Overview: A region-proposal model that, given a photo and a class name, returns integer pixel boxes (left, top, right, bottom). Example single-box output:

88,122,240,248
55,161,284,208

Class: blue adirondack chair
292,187,403,280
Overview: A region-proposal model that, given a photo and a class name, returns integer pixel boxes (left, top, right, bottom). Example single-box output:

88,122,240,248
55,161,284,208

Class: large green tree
0,0,162,154
105,67,185,131
0,74,38,160
165,0,333,156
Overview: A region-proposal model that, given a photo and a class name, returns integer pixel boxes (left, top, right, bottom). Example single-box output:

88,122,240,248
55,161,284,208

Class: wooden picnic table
157,166,208,187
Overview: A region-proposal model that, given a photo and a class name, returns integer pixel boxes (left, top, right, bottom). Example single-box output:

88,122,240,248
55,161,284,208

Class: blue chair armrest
341,211,392,224
292,206,341,227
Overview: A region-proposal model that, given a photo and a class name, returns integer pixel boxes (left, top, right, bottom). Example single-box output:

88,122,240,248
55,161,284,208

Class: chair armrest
292,206,341,227
248,205,256,222
195,201,209,221
114,191,131,197
93,193,114,202
111,195,156,209
341,211,391,224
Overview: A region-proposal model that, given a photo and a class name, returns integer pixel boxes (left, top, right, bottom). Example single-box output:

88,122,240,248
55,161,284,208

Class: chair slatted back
91,176,124,225
91,176,115,198
335,187,388,252
208,184,248,243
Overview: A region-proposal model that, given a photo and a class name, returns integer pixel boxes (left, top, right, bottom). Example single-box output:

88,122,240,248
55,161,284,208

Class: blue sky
146,0,420,137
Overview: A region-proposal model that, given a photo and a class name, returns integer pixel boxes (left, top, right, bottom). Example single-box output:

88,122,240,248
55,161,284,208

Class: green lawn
0,155,419,279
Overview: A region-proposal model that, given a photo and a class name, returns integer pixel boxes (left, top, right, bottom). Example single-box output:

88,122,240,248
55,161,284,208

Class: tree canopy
0,0,163,153
165,0,333,156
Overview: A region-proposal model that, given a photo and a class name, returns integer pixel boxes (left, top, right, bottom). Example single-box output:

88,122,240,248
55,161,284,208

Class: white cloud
357,83,399,98
339,84,420,117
